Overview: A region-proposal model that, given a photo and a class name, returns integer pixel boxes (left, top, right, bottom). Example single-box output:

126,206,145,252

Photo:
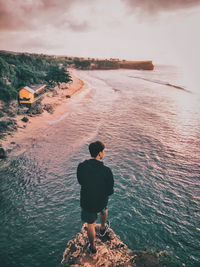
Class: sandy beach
2,70,87,150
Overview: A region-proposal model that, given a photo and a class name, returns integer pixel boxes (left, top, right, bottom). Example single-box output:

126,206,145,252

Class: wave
45,112,72,125
128,75,190,93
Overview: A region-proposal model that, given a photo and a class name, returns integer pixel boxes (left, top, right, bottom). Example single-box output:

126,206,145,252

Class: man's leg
87,222,96,249
100,209,108,231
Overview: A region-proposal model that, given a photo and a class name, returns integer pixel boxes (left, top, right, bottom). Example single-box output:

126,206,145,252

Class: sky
0,0,200,67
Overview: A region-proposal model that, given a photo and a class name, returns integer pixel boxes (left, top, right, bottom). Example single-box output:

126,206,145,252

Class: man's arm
106,168,114,196
77,163,83,185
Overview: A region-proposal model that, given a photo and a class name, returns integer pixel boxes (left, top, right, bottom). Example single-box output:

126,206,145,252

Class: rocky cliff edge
61,224,185,267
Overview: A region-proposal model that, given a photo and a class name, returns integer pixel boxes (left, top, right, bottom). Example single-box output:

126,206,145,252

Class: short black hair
89,141,105,158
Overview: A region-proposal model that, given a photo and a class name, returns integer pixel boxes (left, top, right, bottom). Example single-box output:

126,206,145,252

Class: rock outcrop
61,224,185,267
27,99,43,115
43,103,55,114
21,116,29,122
0,146,7,158
62,224,135,267
0,118,18,138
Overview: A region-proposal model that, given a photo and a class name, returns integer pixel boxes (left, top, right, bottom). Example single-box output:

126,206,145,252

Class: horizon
0,49,155,63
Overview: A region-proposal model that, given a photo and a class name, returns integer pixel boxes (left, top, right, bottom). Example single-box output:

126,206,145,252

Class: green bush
0,79,17,102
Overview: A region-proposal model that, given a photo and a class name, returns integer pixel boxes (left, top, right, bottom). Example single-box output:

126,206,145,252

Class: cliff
61,224,185,267
119,60,154,70
88,60,154,70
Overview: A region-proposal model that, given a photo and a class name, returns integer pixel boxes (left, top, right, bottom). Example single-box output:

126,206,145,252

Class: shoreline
1,69,87,152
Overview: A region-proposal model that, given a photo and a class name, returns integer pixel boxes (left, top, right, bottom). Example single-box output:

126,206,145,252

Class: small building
19,84,46,104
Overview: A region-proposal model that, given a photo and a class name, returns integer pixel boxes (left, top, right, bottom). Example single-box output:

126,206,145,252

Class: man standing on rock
77,140,114,254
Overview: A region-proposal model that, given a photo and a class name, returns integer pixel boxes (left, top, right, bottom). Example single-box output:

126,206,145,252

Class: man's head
89,141,105,159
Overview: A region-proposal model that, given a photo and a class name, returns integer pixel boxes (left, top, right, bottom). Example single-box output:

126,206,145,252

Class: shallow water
0,67,200,266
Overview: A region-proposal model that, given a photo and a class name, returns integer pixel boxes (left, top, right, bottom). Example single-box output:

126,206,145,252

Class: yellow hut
19,84,46,104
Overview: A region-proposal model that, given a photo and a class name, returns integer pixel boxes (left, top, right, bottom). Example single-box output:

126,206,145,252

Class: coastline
1,69,87,151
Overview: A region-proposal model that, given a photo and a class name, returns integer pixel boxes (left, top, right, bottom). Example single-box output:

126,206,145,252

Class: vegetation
45,65,71,86
74,58,91,69
0,50,154,103
0,51,71,103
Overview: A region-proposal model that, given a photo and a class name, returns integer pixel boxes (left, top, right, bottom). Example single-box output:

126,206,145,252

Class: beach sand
2,70,87,150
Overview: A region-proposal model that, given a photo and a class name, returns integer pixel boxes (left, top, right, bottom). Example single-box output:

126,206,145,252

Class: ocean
0,65,199,267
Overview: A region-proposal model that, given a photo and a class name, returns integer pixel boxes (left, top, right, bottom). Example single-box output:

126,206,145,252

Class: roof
21,84,46,94
29,84,46,91
23,86,35,94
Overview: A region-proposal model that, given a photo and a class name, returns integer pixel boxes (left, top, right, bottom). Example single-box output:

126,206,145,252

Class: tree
0,79,17,102
45,65,71,86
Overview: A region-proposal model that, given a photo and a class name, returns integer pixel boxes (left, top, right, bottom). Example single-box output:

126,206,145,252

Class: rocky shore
61,224,185,267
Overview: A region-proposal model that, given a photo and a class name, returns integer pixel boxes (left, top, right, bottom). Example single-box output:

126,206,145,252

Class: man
77,140,114,254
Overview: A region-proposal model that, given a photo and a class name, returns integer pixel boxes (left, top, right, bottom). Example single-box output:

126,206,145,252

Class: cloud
1,0,200,33
67,21,91,32
0,1,25,30
21,37,55,50
54,16,91,32
0,0,92,32
121,0,200,14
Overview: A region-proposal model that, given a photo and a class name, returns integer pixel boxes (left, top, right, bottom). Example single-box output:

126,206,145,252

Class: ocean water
0,66,200,267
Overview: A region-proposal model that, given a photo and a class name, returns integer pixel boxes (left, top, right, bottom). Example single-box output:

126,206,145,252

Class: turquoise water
0,66,200,266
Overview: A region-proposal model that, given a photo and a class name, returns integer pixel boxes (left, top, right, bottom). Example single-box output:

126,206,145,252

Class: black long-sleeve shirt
77,159,114,213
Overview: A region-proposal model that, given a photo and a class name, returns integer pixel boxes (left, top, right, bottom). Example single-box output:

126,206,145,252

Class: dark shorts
81,207,107,224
